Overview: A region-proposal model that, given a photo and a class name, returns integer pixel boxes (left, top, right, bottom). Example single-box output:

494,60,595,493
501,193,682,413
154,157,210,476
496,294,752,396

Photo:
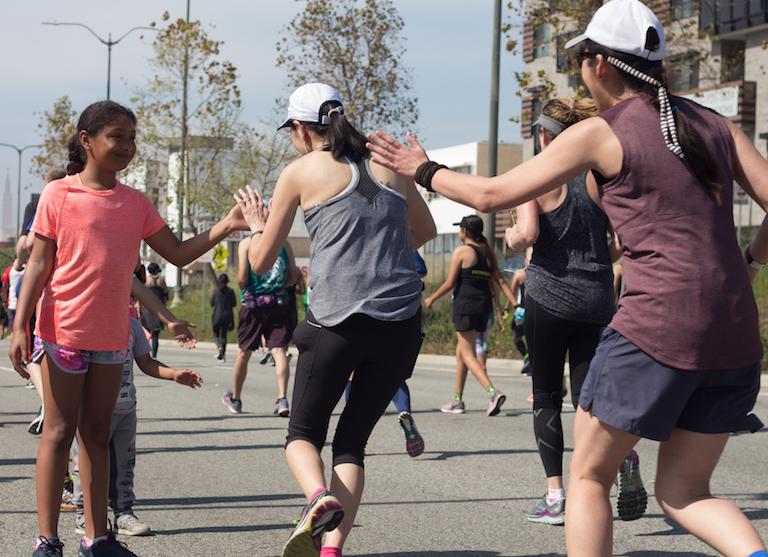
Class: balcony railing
700,0,768,35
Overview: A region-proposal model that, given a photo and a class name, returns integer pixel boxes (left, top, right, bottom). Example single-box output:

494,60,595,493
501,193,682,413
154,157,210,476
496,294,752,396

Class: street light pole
0,143,41,235
42,22,157,100
484,0,502,246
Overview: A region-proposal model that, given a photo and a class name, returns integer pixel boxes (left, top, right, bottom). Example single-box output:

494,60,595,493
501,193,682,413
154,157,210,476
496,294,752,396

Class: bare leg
655,428,765,556
324,463,364,549
76,362,122,539
453,342,468,396
285,440,326,498
455,331,492,391
565,408,640,557
36,356,86,540
231,349,252,400
272,346,289,399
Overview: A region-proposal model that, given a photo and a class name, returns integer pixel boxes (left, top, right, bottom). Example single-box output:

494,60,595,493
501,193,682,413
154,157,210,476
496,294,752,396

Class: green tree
31,95,77,179
131,11,242,232
276,0,418,135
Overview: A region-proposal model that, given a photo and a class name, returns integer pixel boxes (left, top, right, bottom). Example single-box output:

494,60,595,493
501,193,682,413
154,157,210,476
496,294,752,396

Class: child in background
71,317,202,537
9,100,248,557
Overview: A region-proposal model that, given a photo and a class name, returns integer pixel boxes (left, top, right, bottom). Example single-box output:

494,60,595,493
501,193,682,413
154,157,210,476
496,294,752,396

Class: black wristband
415,161,447,192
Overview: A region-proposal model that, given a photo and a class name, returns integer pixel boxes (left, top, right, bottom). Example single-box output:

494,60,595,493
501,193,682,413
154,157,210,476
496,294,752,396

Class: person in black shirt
210,273,236,361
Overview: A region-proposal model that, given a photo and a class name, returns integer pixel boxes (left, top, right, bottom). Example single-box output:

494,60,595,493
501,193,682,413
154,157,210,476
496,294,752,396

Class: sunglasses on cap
576,48,598,66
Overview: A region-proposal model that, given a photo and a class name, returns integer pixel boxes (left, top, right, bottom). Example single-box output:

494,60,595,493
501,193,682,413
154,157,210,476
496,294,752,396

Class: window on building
533,23,551,59
667,55,700,92
451,165,473,175
721,40,746,82
671,0,697,20
556,31,579,72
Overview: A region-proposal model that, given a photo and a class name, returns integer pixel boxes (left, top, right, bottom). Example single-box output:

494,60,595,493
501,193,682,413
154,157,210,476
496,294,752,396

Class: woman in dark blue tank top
424,214,514,417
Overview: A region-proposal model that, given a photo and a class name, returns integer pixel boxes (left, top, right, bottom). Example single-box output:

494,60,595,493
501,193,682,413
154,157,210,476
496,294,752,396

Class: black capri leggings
525,294,603,478
287,309,423,468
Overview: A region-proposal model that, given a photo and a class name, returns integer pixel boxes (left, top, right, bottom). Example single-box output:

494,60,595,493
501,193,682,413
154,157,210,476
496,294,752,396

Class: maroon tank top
597,95,761,370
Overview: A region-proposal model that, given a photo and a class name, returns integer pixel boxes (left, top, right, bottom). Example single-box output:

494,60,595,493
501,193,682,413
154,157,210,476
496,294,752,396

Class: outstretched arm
134,353,203,388
367,119,621,212
131,277,196,348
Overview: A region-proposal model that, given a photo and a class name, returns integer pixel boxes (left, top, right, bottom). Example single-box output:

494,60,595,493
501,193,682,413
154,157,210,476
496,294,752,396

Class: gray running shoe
222,390,242,414
75,512,85,535
526,495,565,525
259,350,274,365
274,398,290,418
32,537,64,557
115,511,151,536
283,490,344,556
617,449,647,521
486,390,506,416
440,399,466,414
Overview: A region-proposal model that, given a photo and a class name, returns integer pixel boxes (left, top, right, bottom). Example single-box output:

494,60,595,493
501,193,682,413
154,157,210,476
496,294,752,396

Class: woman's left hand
233,185,269,233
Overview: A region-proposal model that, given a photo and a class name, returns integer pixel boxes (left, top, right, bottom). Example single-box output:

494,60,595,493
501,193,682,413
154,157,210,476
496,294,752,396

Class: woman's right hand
9,331,30,380
233,185,269,233
366,131,428,179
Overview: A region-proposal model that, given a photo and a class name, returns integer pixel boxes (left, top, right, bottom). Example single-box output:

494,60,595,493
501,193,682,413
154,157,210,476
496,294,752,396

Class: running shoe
274,398,290,418
259,350,274,365
75,513,85,535
282,490,344,557
270,352,293,367
25,380,36,389
616,449,647,521
77,534,137,557
486,390,506,416
60,483,76,512
526,495,565,525
222,390,242,414
32,537,64,557
28,406,44,435
114,511,151,536
440,399,465,414
398,412,425,457
520,360,531,376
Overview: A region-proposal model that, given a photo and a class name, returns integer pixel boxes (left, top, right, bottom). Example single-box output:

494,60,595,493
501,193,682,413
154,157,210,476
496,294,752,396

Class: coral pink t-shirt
32,175,166,351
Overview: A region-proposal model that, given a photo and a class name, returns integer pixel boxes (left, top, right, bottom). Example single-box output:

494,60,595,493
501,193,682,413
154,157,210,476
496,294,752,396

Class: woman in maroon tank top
368,0,768,554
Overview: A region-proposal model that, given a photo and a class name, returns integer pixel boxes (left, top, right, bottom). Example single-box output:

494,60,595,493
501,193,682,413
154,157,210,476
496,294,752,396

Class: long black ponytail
305,100,370,163
67,100,137,175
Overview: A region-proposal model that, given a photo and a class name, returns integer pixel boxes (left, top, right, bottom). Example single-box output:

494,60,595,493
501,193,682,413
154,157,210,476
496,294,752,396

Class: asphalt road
1,338,767,557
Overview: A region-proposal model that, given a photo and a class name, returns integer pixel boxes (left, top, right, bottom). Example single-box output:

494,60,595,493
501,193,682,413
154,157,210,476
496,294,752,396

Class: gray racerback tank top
303,157,422,326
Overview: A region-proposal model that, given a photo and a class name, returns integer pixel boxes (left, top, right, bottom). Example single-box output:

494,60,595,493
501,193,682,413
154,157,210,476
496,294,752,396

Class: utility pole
172,0,191,305
485,0,502,247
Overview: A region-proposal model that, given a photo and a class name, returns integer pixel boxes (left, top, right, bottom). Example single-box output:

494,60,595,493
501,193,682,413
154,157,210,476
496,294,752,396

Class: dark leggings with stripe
525,295,603,478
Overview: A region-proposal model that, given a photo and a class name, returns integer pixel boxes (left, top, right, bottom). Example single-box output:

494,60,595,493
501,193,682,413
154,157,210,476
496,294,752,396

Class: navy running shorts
579,328,763,441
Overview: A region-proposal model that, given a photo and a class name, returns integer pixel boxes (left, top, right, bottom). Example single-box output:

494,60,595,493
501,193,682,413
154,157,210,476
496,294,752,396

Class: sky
0,0,523,229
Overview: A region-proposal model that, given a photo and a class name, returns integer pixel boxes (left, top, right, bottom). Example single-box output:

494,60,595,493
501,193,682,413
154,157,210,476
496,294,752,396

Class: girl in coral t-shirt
8,100,248,557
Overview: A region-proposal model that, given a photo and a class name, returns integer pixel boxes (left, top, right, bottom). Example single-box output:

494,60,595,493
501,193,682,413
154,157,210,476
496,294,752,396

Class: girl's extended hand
366,131,428,179
174,369,203,389
233,185,269,233
168,320,197,349
8,331,30,380
423,296,434,309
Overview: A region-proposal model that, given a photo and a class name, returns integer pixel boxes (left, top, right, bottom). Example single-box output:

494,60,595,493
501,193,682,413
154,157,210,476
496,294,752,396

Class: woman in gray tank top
234,83,436,557
368,0,768,553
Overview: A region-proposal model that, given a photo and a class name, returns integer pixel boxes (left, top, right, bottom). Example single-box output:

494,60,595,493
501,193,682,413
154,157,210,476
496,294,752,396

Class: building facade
520,0,768,236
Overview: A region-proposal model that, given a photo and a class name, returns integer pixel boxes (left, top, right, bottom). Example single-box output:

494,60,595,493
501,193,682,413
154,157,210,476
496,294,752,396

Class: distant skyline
1,1,523,218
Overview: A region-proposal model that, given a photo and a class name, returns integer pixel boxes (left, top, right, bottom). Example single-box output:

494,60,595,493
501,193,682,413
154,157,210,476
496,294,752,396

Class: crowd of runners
3,0,768,555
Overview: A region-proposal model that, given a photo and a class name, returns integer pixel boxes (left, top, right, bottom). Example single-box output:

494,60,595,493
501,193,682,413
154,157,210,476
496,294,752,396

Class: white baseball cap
277,83,344,130
564,0,667,61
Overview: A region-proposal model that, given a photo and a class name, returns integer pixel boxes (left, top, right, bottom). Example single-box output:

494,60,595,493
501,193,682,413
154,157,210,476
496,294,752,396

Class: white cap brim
564,33,588,50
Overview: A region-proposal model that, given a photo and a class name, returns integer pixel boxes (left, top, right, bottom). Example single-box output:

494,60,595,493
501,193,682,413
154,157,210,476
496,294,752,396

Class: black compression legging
286,309,423,468
511,321,528,358
525,294,603,478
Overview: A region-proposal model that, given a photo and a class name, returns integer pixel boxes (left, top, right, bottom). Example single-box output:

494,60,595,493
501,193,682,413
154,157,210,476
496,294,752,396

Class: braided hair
581,39,722,204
